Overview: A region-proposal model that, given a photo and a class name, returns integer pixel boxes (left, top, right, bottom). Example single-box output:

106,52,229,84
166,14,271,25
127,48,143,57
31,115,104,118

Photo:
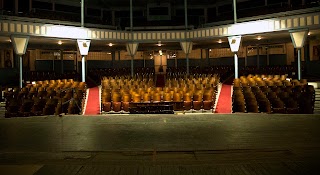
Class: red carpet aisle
215,84,232,113
84,86,100,115
156,74,165,87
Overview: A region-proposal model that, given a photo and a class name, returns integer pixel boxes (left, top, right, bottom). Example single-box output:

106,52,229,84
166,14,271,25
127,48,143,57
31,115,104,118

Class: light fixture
308,32,311,36
159,50,163,56
257,36,262,40
209,49,212,52
107,52,111,55
58,40,62,45
218,39,222,43
108,43,113,47
9,39,12,43
157,41,162,47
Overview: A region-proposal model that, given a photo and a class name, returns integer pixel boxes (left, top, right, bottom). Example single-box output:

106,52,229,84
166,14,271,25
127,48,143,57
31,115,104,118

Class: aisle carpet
156,74,165,87
215,84,232,113
84,86,100,115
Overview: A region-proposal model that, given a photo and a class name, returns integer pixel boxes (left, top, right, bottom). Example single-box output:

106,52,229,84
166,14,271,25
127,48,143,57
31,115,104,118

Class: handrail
0,15,118,30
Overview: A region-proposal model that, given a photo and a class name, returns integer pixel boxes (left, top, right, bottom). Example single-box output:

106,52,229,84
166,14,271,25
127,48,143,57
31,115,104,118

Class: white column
82,56,85,82
81,0,84,27
19,56,23,88
11,36,29,88
234,54,238,79
233,0,237,23
297,49,301,80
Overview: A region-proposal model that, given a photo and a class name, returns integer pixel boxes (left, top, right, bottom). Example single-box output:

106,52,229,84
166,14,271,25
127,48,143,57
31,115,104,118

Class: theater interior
0,0,320,174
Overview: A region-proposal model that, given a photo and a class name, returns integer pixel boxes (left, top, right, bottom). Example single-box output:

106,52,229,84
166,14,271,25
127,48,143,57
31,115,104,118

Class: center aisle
215,84,232,113
84,86,101,115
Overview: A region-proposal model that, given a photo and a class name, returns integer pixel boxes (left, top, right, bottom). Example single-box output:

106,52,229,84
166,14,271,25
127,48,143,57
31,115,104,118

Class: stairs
314,88,320,114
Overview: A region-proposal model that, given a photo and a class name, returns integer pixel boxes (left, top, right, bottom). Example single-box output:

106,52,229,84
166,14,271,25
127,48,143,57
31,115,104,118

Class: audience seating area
5,79,86,117
101,72,220,113
232,75,315,114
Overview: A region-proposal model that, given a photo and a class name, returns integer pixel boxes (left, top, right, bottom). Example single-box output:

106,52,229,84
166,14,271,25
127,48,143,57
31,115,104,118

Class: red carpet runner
215,84,232,113
84,86,100,115
156,74,165,87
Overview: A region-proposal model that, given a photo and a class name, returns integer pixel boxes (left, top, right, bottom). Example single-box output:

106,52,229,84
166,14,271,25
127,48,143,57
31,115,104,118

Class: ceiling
46,0,239,8
0,29,319,51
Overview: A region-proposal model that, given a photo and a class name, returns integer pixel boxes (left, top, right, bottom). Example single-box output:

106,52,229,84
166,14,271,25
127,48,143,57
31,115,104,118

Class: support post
204,8,208,23
131,55,134,77
82,56,85,82
81,0,84,27
15,0,18,15
175,55,177,68
184,0,189,75
19,56,22,88
257,45,260,69
206,49,210,66
60,50,63,74
297,49,301,80
52,54,55,71
77,40,91,82
234,53,238,79
10,36,29,88
228,36,242,79
29,0,32,12
112,11,115,26
0,0,3,10
52,0,55,11
266,47,269,66
186,53,189,75
130,0,134,77
233,0,237,23
289,29,308,81
245,47,248,67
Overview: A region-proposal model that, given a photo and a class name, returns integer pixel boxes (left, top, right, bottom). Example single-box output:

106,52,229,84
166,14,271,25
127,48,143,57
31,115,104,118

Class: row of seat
24,71,79,82
101,73,220,112
5,79,86,117
232,75,314,114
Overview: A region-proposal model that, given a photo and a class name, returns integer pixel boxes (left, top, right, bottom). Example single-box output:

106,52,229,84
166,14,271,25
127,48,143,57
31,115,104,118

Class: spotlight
108,43,113,47
308,32,311,36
